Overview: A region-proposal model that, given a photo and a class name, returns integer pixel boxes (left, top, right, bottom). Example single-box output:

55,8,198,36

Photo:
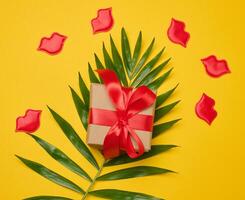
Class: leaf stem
81,159,106,200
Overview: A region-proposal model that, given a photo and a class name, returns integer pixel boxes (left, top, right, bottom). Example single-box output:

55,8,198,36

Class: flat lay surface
0,0,244,199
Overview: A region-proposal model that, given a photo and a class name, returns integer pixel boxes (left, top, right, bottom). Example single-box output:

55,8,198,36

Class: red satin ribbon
89,69,156,159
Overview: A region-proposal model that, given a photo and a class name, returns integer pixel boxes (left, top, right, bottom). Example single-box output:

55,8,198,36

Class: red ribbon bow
89,69,156,159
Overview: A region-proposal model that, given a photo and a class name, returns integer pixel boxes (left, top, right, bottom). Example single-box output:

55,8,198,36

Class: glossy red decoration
167,18,190,47
91,8,114,34
89,69,156,159
38,32,67,55
16,109,42,133
201,55,231,77
195,94,217,125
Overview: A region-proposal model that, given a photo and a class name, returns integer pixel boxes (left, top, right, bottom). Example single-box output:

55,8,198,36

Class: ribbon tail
126,126,145,158
103,125,121,159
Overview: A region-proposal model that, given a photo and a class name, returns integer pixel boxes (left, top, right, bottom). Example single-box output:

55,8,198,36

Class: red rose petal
167,18,190,47
16,109,42,133
91,7,114,34
38,32,67,55
201,55,231,77
195,94,217,125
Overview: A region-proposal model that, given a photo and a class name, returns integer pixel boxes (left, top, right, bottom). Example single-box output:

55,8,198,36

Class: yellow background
1,0,244,199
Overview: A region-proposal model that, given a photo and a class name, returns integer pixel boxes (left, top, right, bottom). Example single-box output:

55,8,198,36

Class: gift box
87,83,156,152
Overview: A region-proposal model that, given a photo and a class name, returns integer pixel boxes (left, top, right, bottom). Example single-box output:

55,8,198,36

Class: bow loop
127,85,156,118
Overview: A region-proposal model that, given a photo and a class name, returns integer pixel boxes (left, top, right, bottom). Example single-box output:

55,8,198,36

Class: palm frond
24,196,72,200
97,166,173,181
16,155,85,194
110,35,128,86
131,48,165,87
137,58,171,87
88,63,100,83
153,119,181,138
69,86,88,130
17,28,180,200
31,134,92,182
78,72,90,107
154,100,180,122
131,38,155,78
47,106,99,170
131,31,142,70
89,189,163,200
147,68,173,90
104,145,177,166
156,84,179,108
121,28,132,76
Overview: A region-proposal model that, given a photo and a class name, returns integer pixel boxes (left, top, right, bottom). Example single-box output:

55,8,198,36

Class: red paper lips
16,109,42,133
167,18,190,47
91,8,114,34
201,55,231,77
38,32,67,55
195,94,217,125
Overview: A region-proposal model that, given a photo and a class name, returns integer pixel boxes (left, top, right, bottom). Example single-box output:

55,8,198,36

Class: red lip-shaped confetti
195,94,217,125
167,18,190,47
91,7,114,34
38,32,67,55
16,109,42,133
201,55,231,77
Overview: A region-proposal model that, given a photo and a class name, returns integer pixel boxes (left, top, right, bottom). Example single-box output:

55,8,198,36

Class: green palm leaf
94,53,104,82
131,48,165,87
24,196,72,200
31,135,92,182
154,100,180,122
88,63,100,83
16,155,84,194
89,189,163,200
78,72,90,107
69,86,88,130
110,35,128,86
104,145,177,166
136,58,171,87
131,38,155,79
156,84,179,108
121,28,132,76
48,106,99,170
153,119,181,138
94,53,105,69
97,166,173,181
131,31,142,70
102,43,114,70
147,68,173,90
